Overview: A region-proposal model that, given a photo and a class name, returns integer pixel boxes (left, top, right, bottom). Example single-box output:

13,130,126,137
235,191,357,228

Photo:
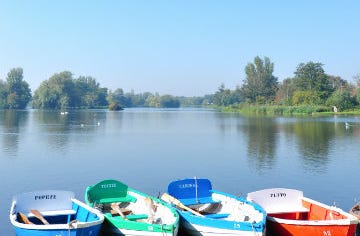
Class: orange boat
247,188,358,236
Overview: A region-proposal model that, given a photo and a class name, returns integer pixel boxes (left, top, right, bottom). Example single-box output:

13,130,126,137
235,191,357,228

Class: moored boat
85,179,179,236
9,190,104,236
162,177,266,236
247,188,358,236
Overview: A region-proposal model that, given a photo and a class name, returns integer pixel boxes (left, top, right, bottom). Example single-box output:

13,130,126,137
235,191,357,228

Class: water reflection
240,116,278,170
291,120,335,172
33,110,108,151
0,110,29,157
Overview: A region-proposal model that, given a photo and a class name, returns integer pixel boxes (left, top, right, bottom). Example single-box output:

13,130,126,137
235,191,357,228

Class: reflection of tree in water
34,110,107,151
239,116,278,170
291,121,335,172
0,110,29,157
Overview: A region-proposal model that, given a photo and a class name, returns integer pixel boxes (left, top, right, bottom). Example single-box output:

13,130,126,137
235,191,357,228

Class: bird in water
345,122,350,130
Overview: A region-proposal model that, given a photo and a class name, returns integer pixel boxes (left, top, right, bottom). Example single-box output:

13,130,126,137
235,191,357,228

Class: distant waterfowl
345,122,350,129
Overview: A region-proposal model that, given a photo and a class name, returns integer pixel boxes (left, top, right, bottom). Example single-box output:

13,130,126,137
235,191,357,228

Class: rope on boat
67,220,79,236
161,224,165,236
194,176,199,204
251,222,260,236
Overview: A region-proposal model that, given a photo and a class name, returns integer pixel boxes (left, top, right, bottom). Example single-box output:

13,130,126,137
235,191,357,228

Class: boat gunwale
175,190,266,232
10,196,104,230
85,180,179,233
267,196,358,226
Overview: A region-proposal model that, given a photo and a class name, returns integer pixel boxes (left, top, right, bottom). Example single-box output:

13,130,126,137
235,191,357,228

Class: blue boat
9,190,104,236
162,178,266,236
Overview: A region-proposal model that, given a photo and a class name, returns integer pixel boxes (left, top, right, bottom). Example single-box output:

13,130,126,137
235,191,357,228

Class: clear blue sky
1,1,359,96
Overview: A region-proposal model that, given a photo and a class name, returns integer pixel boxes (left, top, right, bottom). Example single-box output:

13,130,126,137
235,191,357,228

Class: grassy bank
219,104,338,116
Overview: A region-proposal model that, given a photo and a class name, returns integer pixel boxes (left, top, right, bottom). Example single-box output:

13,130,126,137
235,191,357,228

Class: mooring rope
194,176,199,204
68,219,79,236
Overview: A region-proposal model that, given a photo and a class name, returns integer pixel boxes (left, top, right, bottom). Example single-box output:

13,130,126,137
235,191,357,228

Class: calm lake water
1,108,360,235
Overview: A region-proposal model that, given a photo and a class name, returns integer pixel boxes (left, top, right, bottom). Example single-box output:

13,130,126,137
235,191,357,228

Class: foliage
292,90,324,105
213,84,241,106
0,80,7,108
325,89,357,111
32,71,108,109
74,76,108,108
275,78,295,105
221,103,331,115
241,56,278,103
159,95,180,108
0,68,32,109
109,101,123,111
107,89,132,108
292,62,332,100
178,96,207,107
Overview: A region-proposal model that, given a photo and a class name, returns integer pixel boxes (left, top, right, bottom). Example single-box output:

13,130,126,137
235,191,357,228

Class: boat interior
269,199,349,221
87,179,175,224
15,200,100,225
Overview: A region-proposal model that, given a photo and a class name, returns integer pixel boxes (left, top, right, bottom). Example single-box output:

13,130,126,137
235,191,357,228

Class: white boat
163,178,266,236
9,190,104,236
247,188,358,236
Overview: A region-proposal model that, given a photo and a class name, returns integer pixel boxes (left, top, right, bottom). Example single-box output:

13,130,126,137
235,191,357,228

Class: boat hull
165,178,266,236
10,191,104,236
181,219,265,236
266,218,356,236
101,219,179,236
174,191,265,236
247,188,358,236
13,224,102,236
85,179,179,236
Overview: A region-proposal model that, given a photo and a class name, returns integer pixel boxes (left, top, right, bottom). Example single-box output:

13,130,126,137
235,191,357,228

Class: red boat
247,188,358,236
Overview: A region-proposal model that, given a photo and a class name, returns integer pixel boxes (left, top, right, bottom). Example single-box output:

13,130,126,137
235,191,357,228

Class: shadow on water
0,109,29,157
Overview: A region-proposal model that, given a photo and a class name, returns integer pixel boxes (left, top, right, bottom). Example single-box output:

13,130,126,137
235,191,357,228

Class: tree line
213,56,360,112
1,57,359,111
0,69,186,110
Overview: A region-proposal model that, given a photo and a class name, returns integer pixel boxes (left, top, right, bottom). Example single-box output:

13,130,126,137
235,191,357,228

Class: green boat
85,179,179,236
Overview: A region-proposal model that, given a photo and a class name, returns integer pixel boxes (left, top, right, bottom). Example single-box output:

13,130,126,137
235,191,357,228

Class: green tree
291,62,334,105
33,72,107,109
275,78,295,105
32,71,75,109
292,91,322,105
0,80,7,108
241,56,278,103
213,84,241,106
74,76,108,108
159,95,180,108
145,93,161,107
4,68,32,109
293,62,331,99
107,89,131,108
326,89,357,111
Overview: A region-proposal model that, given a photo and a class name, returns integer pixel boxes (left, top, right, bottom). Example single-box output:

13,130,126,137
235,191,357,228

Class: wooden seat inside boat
106,212,148,221
28,209,76,217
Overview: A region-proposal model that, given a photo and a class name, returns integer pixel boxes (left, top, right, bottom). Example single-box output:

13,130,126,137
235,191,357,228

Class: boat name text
270,192,286,198
34,195,56,200
178,184,196,188
101,183,116,189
